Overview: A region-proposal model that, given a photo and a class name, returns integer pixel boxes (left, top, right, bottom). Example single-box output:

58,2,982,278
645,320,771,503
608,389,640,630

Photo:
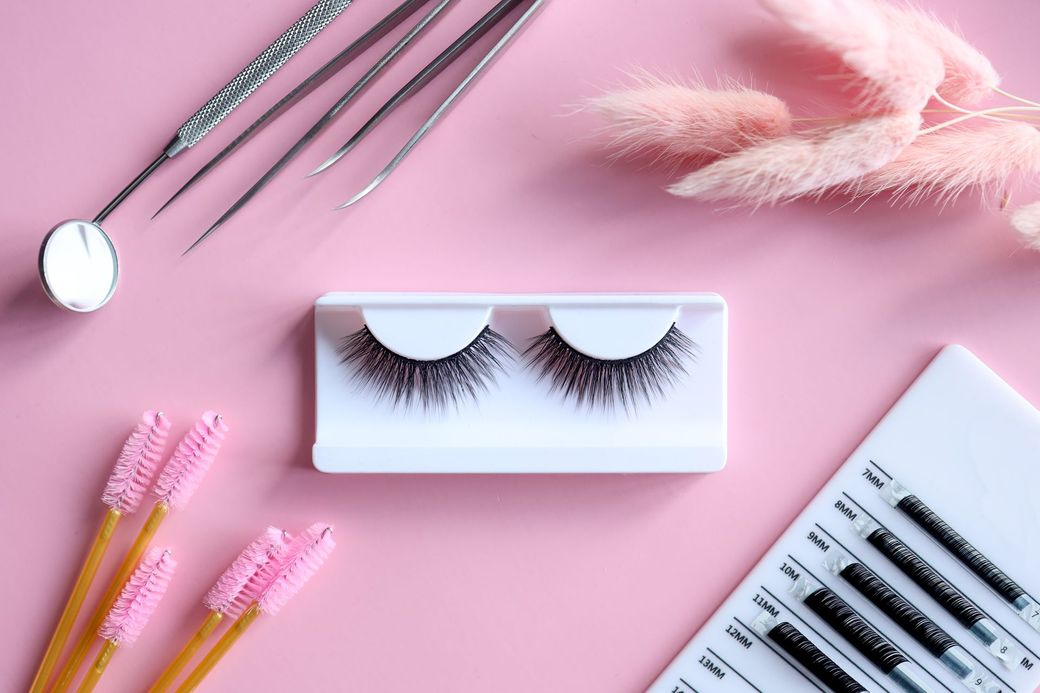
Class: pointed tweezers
185,0,453,254
310,0,533,179
154,0,432,220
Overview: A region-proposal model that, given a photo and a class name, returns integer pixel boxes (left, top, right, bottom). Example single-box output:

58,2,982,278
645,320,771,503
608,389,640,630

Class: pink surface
3,0,1040,691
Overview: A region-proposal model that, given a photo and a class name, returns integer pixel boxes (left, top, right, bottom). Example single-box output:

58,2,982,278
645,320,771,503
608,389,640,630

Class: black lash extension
791,578,932,693
523,323,697,411
824,552,1001,691
854,518,1021,670
881,479,1038,629
338,325,514,410
751,612,867,693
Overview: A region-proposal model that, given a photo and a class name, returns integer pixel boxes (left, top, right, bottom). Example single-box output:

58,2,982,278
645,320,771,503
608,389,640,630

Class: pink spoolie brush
147,527,291,693
79,547,177,693
54,411,228,692
30,410,171,693
176,523,336,693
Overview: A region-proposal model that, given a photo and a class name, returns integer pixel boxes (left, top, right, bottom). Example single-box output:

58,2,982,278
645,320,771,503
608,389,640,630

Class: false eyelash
802,587,908,674
864,526,987,629
837,562,957,658
523,324,697,411
893,492,1028,607
338,325,514,410
762,621,867,693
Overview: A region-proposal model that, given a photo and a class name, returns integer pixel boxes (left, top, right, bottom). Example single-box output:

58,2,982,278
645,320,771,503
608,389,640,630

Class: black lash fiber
803,587,908,674
523,324,697,411
839,562,957,658
338,325,514,411
866,526,986,629
766,621,867,693
896,493,1027,605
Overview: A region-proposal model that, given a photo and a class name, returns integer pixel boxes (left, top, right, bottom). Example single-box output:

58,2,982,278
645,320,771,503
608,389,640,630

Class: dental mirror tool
37,0,351,312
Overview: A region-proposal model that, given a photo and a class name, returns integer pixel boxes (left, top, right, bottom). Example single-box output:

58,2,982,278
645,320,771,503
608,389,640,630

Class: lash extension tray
313,292,727,473
649,345,1040,693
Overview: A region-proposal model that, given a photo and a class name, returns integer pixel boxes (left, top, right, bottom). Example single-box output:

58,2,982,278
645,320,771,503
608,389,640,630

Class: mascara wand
147,527,291,693
79,548,177,693
29,411,171,693
176,524,336,692
53,411,229,692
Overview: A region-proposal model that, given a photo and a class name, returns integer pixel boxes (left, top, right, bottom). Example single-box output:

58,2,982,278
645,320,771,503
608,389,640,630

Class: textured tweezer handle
174,0,351,151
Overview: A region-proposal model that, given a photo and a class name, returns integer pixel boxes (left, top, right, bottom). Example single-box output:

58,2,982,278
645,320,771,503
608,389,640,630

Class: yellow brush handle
29,508,121,693
147,611,224,693
53,502,169,692
77,639,117,693
176,603,262,693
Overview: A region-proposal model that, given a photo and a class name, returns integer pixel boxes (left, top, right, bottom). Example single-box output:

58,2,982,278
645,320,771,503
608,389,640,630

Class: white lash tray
312,292,727,473
649,345,1040,693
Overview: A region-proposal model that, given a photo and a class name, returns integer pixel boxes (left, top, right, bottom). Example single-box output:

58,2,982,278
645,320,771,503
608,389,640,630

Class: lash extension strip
881,480,1040,633
791,577,934,693
606,349,1040,693
855,518,1021,670
751,612,867,692
825,552,1003,693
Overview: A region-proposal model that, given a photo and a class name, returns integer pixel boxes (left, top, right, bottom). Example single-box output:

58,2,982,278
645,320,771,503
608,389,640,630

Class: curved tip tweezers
332,0,546,209
307,0,529,180
312,0,544,189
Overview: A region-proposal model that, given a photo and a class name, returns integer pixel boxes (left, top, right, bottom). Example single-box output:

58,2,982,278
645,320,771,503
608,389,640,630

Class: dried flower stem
993,87,1040,109
919,106,1040,135
793,110,1040,129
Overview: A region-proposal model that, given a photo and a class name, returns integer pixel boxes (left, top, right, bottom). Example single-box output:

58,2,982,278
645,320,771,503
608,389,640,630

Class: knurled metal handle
169,0,351,156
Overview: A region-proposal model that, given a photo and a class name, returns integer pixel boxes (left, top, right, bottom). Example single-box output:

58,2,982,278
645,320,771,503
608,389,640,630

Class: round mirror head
38,219,119,312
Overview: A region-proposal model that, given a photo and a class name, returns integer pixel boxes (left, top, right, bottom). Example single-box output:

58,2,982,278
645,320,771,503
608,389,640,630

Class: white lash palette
313,292,727,473
649,345,1040,693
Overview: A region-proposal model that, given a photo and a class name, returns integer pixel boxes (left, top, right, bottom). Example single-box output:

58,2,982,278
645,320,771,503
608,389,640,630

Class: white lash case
649,345,1040,693
313,292,727,473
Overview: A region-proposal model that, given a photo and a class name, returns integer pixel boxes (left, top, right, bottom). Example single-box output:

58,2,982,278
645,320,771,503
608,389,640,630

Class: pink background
4,0,1040,690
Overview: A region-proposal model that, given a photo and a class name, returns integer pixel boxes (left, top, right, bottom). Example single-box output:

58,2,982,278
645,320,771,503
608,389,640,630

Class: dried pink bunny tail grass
99,547,176,646
760,0,943,112
101,411,172,514
257,523,335,616
153,411,228,510
203,527,291,617
1011,201,1040,250
880,3,999,106
589,78,793,166
844,122,1040,205
669,112,921,205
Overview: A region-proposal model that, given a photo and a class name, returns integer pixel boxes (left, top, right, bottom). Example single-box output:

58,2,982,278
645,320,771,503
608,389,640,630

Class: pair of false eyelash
338,323,697,411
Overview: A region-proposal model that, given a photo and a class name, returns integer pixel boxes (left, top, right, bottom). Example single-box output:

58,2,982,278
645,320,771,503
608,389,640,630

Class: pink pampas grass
204,527,291,617
669,112,921,204
760,0,943,112
881,4,999,105
590,0,1040,250
1011,201,1040,249
102,411,171,514
845,122,1040,205
590,78,793,166
99,547,176,646
257,523,335,616
153,411,228,510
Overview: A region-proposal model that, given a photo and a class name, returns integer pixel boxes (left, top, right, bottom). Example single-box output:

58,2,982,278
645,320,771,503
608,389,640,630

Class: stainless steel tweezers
159,0,546,253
